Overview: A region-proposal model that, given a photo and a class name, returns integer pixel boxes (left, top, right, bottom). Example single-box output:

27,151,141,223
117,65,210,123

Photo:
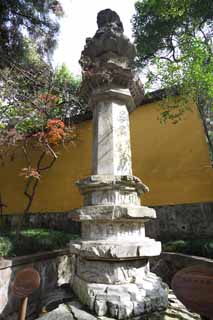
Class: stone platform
37,290,201,320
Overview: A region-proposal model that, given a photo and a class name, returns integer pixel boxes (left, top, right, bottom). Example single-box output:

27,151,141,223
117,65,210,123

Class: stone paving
37,290,201,320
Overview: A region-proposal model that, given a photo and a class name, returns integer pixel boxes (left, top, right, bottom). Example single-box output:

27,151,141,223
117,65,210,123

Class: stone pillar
70,9,168,319
92,89,133,176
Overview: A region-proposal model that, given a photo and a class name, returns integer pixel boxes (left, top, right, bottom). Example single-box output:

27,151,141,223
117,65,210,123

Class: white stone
76,257,149,284
94,295,108,316
71,274,168,318
70,238,161,259
38,304,74,320
70,10,167,318
81,221,145,241
72,205,156,221
133,301,145,316
92,99,132,176
89,88,135,113
84,190,140,206
67,301,98,320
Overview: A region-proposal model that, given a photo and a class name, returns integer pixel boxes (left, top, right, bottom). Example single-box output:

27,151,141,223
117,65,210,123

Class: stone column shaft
92,99,132,175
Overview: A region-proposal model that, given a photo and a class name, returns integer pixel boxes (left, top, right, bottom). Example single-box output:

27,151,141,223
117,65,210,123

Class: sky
53,0,137,76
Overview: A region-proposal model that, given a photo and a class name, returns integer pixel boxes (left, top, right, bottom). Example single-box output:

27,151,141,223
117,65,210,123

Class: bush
0,229,79,257
0,236,13,256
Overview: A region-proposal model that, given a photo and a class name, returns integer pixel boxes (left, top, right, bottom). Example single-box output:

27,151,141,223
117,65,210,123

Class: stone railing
1,249,212,319
0,249,73,320
150,252,213,287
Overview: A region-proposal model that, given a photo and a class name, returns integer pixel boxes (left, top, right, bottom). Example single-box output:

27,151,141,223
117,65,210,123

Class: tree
132,0,213,157
0,42,82,236
0,0,63,68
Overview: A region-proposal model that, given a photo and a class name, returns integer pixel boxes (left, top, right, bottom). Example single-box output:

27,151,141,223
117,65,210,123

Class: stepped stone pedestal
70,9,168,319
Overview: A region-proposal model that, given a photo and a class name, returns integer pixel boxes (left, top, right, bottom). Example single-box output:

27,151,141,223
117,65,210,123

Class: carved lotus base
72,273,168,319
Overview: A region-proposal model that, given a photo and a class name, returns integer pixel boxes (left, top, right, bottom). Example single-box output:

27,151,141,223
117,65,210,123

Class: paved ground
37,290,201,320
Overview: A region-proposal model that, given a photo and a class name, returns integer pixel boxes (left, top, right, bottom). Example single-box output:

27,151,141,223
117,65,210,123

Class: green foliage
52,64,84,119
133,0,213,157
0,60,82,136
0,0,63,68
0,236,13,257
0,40,82,234
0,229,79,257
133,0,213,103
54,64,81,95
133,0,213,67
163,239,213,259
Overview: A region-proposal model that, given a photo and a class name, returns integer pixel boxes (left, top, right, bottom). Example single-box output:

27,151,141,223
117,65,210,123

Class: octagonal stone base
70,239,161,260
72,273,168,319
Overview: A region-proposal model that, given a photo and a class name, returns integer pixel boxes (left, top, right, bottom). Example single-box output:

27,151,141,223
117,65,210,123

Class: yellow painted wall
1,99,213,214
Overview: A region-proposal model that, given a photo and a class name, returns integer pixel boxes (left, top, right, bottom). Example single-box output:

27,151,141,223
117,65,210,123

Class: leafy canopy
132,0,213,112
0,0,63,68
0,42,81,222
133,0,213,67
132,0,213,156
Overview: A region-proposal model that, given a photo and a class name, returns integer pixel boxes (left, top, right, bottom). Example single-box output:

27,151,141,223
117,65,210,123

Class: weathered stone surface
36,290,200,320
39,304,74,320
77,175,149,196
91,88,136,113
146,202,213,241
72,205,156,221
67,301,98,320
92,98,132,175
84,189,141,206
150,252,213,287
70,8,167,319
76,257,149,284
0,250,73,319
57,255,75,286
70,238,161,259
41,287,74,313
72,274,168,318
81,221,145,241
78,9,144,107
96,9,124,33
137,291,200,320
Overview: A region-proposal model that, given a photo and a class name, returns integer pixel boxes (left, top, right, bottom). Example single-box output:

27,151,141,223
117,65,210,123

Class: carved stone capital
89,88,135,112
78,8,144,106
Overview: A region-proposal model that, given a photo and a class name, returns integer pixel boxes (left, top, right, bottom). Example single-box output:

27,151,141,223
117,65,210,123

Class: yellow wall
1,99,213,214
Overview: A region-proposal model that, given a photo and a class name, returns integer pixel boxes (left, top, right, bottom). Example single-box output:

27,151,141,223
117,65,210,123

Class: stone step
36,290,201,320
